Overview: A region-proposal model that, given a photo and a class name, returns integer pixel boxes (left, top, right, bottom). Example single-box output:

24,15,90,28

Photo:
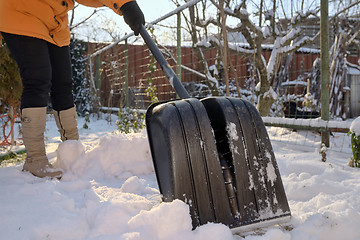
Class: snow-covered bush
348,117,360,168
319,143,327,162
70,38,91,116
82,112,90,129
116,107,145,134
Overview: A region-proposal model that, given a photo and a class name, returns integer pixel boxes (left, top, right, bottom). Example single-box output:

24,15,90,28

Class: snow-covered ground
1,114,359,240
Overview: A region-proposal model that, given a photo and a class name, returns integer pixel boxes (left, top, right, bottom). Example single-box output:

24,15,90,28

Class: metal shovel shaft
140,25,190,99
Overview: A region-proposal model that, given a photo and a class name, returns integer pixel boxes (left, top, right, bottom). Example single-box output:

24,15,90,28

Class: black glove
121,1,145,36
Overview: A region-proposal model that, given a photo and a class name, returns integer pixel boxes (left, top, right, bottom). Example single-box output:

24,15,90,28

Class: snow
263,87,277,100
262,117,353,130
1,114,360,240
227,122,239,155
350,116,360,136
266,38,280,79
281,80,308,87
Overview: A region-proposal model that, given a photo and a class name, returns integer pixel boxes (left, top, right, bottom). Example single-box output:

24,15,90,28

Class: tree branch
70,9,102,31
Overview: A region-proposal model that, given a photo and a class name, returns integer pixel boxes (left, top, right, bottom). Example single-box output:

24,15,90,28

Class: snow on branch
266,30,319,79
195,35,255,59
208,0,263,44
198,17,218,28
291,10,320,25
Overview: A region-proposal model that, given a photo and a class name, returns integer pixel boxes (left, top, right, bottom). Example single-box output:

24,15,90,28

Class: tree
189,0,319,115
0,42,22,114
70,38,91,116
171,0,360,117
171,0,221,95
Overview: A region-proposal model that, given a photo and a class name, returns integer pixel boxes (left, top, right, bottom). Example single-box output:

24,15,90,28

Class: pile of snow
1,115,360,239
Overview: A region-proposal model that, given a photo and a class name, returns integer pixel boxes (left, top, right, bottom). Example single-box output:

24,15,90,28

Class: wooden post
176,11,182,81
320,0,330,147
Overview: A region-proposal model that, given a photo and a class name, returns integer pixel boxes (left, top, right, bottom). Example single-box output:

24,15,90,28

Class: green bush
348,131,360,168
116,107,145,134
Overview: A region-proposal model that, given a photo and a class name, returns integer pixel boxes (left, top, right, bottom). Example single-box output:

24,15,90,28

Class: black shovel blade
146,98,235,228
201,97,291,227
146,97,291,230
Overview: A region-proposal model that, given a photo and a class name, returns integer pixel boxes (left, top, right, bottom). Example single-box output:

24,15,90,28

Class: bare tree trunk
188,2,219,96
254,22,273,116
219,0,230,96
257,61,274,116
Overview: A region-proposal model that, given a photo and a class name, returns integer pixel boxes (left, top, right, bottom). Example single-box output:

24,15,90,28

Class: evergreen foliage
0,43,22,113
348,131,360,168
116,107,145,134
70,38,91,116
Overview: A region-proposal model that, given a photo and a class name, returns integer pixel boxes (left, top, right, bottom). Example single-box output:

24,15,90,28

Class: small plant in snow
83,112,90,129
116,107,145,134
348,117,360,168
319,143,327,162
145,55,158,104
303,92,316,111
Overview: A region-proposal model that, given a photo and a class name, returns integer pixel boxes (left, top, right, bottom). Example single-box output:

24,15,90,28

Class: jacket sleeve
75,0,135,15
75,0,104,8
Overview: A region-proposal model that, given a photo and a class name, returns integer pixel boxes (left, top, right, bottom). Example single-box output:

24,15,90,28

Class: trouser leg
48,43,74,111
1,32,51,109
47,42,79,141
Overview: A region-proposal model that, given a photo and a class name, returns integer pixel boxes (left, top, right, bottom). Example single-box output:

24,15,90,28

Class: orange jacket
0,0,134,47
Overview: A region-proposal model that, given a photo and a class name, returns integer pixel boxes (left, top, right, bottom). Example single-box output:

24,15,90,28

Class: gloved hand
121,1,145,36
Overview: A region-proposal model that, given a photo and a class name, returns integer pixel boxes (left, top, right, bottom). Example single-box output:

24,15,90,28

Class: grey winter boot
22,107,62,179
53,106,79,142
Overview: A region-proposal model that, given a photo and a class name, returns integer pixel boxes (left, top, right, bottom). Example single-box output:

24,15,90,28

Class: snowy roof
347,66,360,75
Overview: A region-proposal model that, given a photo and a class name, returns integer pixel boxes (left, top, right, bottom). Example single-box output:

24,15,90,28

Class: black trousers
1,32,74,111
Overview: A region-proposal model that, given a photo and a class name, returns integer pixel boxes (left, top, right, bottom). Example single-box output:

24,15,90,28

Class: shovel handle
140,25,190,99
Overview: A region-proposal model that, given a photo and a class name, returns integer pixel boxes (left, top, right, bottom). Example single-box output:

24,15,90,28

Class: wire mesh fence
266,127,351,154
263,117,353,154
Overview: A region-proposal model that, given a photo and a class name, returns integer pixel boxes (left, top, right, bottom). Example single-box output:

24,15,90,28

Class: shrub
348,117,360,168
116,107,145,134
0,44,22,113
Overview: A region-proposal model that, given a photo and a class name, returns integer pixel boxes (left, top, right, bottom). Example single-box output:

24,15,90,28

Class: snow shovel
140,25,291,232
